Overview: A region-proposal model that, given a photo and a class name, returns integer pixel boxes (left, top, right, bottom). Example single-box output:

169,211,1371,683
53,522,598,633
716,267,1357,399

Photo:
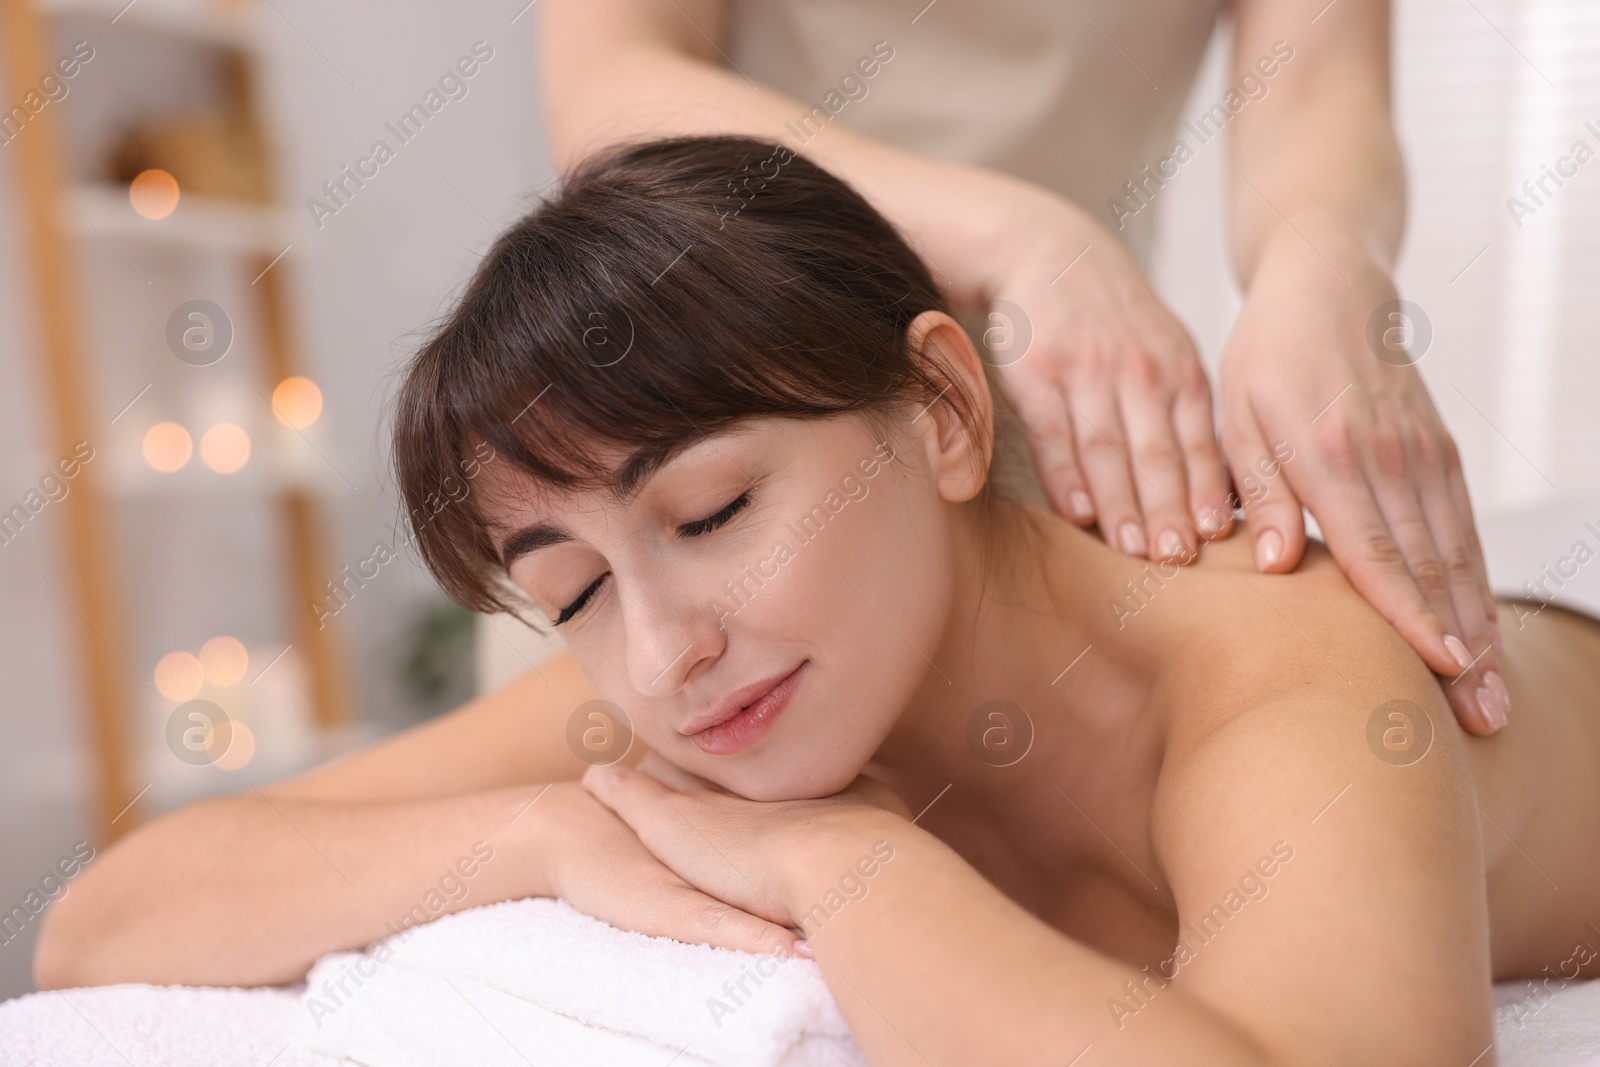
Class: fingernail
1069,490,1094,521
1118,521,1146,556
1157,529,1186,560
1475,686,1503,732
793,938,813,958
1195,509,1224,538
1443,634,1473,672
1255,529,1283,570
1485,670,1511,720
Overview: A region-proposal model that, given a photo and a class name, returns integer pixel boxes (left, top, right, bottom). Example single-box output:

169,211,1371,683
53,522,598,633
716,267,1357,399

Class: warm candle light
142,422,192,473
200,423,251,473
154,651,205,702
214,721,255,771
130,168,180,220
271,376,323,428
200,636,249,686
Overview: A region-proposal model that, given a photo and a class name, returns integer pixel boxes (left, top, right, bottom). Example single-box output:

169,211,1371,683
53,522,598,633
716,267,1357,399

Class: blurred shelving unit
1,0,356,841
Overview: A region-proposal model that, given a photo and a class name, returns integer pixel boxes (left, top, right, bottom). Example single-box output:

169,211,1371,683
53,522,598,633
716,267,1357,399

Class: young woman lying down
39,136,1600,1067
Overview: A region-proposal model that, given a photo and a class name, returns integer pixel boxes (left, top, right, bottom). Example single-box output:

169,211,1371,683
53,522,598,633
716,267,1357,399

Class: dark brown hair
393,134,1014,619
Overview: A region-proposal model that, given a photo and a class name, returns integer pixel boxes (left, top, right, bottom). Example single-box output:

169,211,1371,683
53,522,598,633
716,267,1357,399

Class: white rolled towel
293,896,869,1067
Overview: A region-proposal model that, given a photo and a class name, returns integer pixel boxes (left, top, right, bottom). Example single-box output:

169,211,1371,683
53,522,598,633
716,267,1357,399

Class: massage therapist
537,0,1504,733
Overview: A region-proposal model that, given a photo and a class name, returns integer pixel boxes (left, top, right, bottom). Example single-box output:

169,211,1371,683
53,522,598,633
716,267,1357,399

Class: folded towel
0,982,336,1067
1496,977,1600,1067
9,894,1600,1067
296,896,866,1067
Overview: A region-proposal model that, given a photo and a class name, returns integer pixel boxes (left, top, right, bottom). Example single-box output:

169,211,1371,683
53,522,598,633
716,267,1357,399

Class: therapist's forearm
782,814,1267,1067
540,2,1074,313
1227,4,1405,286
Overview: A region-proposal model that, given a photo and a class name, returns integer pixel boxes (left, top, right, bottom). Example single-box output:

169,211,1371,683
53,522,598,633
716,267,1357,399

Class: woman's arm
1222,0,1503,733
764,687,1491,1066
38,647,808,986
588,669,1493,1065
35,782,554,989
35,655,604,988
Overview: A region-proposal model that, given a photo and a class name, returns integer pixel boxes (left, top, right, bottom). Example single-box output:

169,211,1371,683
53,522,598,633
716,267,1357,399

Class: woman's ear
903,309,994,505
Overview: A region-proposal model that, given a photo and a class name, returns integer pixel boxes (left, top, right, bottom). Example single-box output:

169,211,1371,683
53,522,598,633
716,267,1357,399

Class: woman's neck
867,497,1176,823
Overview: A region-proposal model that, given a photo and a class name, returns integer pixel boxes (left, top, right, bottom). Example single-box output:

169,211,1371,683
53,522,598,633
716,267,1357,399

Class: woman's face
482,410,963,800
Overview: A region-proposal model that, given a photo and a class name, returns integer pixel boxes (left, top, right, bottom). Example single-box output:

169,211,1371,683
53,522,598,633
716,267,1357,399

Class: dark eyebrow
496,440,697,568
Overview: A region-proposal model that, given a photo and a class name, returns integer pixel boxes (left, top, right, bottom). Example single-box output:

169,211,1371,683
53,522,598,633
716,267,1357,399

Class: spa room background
0,0,1596,1001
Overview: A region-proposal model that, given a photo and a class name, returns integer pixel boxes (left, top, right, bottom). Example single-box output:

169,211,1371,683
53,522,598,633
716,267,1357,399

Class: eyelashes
554,572,605,626
552,490,754,626
677,489,752,538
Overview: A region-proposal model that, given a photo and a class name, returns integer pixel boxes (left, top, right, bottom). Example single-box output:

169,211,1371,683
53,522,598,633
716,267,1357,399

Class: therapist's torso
723,0,1224,263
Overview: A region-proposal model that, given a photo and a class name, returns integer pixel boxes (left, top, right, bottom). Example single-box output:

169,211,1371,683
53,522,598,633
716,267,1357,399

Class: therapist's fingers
1414,463,1504,734
1003,367,1095,524
1443,454,1502,654
1057,379,1148,556
1172,371,1235,542
1225,408,1306,574
1362,438,1499,735
1296,434,1480,688
1119,381,1197,562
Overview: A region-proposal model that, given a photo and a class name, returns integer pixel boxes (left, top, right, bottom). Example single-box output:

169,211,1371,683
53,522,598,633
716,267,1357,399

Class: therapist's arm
1224,0,1504,734
541,0,1237,565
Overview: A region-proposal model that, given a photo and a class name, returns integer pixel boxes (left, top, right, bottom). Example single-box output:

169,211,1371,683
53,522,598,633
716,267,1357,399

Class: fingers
1414,446,1505,734
652,884,809,959
1119,374,1197,562
1367,466,1493,734
1172,374,1234,542
1003,371,1095,524
1443,455,1502,655
1057,380,1149,557
1225,411,1305,574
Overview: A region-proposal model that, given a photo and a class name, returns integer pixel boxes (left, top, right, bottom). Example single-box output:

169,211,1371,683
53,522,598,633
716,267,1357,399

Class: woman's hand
535,777,808,957
579,753,909,934
1218,236,1504,734
982,192,1236,563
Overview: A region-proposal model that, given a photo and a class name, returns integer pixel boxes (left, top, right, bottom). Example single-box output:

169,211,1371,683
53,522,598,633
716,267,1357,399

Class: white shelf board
62,182,292,256
39,0,262,52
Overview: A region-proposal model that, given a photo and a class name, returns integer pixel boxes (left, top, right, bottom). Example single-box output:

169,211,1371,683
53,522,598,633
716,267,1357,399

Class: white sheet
4,896,1600,1066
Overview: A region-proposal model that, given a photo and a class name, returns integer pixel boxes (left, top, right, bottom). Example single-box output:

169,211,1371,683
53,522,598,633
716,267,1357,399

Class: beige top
723,0,1223,264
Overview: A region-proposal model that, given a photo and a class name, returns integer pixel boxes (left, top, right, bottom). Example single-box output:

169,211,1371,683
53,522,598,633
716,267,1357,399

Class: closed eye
677,490,752,538
552,491,755,626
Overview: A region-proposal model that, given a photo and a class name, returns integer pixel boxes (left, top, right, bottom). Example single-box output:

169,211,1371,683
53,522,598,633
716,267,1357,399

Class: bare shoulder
1132,534,1496,1063
1153,528,1449,755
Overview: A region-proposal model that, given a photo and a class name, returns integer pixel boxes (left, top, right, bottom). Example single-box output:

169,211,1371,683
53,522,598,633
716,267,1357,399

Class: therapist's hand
1218,236,1505,735
983,196,1236,563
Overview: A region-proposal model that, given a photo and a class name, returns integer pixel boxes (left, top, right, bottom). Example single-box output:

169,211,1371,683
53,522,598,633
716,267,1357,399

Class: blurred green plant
401,598,477,712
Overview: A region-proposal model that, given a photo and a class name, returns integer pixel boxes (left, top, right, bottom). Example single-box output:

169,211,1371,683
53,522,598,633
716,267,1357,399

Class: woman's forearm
540,0,1077,314
782,813,1267,1067
34,782,556,989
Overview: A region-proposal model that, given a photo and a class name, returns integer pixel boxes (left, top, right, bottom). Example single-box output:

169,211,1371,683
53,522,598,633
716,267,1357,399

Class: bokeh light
214,721,255,772
130,168,180,220
200,423,251,473
199,636,249,687
271,376,323,429
154,651,205,702
142,422,192,473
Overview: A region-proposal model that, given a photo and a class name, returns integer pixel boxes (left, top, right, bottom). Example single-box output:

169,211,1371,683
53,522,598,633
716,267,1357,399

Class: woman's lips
690,661,806,756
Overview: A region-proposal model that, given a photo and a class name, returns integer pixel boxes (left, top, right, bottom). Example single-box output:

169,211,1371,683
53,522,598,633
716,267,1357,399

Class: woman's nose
620,573,728,697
